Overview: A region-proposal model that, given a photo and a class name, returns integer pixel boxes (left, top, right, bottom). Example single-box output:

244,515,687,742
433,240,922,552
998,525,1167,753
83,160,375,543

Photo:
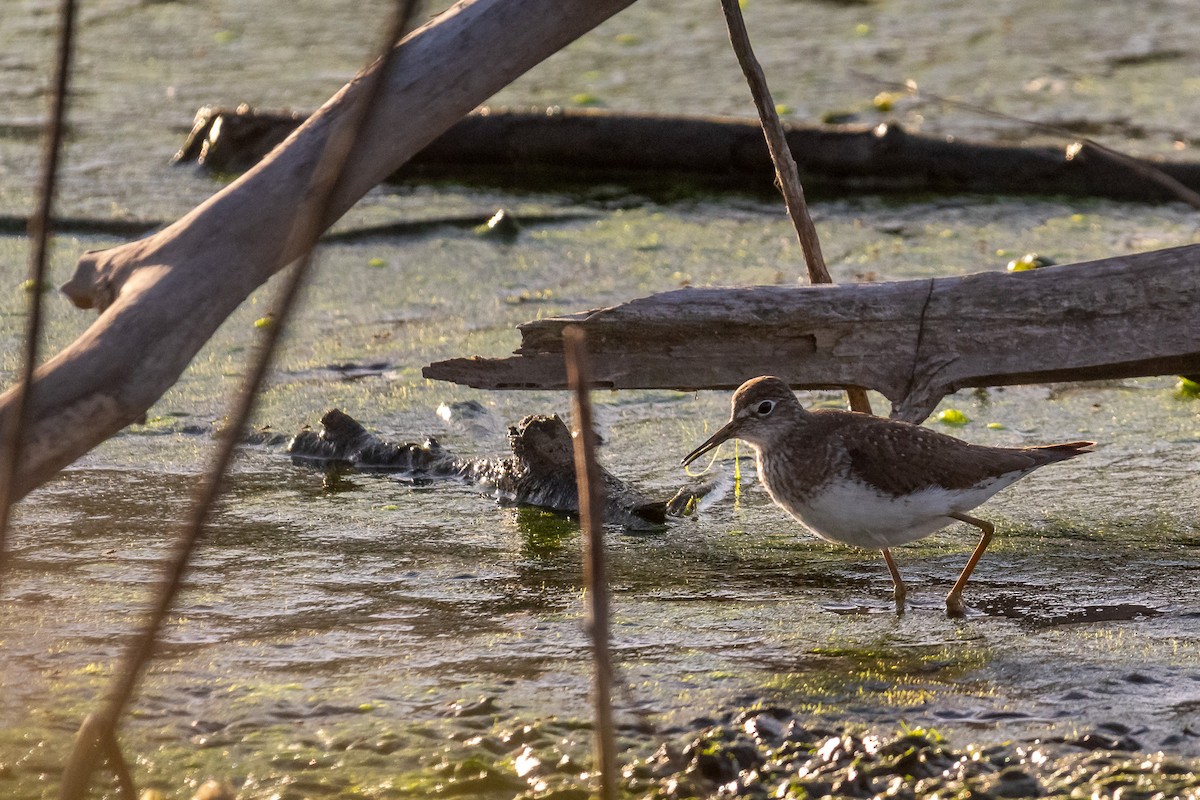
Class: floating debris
287,408,718,529
475,208,520,241
1006,252,1055,272
935,408,970,426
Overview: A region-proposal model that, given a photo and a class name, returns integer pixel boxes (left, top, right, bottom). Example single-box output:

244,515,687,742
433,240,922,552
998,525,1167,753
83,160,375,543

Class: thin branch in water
719,0,828,284
854,71,1200,211
719,0,873,414
55,2,422,798
0,0,77,595
563,326,617,800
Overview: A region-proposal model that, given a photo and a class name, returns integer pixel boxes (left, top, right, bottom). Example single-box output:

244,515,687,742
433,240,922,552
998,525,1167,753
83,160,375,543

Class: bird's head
681,376,807,466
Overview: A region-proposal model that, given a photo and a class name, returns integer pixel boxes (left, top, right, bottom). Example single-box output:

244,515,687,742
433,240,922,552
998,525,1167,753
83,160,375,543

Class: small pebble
987,766,1041,798
1122,671,1164,685
191,780,237,800
475,208,520,240
449,696,499,717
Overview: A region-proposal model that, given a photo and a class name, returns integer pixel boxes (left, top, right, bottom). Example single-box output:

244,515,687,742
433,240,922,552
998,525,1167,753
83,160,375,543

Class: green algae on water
1006,252,1054,272
1175,376,1200,399
935,408,970,426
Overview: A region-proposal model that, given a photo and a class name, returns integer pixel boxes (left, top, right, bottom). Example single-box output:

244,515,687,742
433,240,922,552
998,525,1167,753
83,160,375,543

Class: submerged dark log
0,210,595,243
423,244,1200,422
287,408,713,529
175,105,1200,202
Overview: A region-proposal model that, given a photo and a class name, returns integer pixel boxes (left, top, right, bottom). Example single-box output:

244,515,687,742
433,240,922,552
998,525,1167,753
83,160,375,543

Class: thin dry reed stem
564,326,617,800
56,3,421,797
0,0,77,594
720,0,873,415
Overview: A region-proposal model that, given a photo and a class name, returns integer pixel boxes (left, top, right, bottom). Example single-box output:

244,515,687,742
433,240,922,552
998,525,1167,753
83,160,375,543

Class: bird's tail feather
1029,440,1095,462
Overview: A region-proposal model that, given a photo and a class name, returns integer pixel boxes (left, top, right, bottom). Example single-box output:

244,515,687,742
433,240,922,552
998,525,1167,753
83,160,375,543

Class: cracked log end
61,248,116,311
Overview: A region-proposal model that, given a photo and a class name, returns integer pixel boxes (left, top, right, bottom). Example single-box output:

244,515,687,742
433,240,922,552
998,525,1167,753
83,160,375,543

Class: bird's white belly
766,474,1020,550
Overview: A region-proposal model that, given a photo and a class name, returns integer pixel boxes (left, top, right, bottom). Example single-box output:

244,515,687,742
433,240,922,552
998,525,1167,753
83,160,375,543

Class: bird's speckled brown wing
824,412,1048,494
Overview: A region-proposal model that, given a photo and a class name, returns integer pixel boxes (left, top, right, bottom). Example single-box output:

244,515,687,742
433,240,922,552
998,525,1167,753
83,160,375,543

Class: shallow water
2,0,1200,796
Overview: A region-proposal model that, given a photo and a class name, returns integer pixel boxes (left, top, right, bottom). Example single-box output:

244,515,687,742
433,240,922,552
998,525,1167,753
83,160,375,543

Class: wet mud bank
7,696,1198,799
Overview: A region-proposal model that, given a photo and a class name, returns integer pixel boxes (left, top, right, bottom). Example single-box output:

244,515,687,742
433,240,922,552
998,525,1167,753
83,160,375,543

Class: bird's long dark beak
681,419,738,466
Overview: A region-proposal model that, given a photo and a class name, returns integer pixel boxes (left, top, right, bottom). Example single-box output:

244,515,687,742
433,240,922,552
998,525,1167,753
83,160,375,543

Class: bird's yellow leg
946,512,995,616
881,547,906,612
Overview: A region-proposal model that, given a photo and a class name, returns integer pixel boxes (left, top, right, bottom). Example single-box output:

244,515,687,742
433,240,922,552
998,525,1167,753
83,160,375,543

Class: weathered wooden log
174,105,1200,203
0,0,638,503
423,243,1200,421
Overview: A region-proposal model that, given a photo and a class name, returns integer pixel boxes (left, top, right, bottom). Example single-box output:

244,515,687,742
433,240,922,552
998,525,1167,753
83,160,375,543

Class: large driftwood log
174,105,1200,203
423,243,1200,421
0,0,638,503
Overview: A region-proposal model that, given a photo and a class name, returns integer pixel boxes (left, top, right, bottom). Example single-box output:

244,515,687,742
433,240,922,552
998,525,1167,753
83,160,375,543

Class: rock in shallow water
287,408,719,529
190,780,237,800
613,709,1200,800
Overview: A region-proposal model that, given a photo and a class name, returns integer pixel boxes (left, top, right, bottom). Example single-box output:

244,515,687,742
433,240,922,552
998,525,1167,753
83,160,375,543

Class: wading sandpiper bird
682,376,1093,615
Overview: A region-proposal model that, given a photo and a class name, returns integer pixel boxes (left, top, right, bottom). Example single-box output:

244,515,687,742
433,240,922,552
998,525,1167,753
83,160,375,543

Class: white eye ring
755,399,775,416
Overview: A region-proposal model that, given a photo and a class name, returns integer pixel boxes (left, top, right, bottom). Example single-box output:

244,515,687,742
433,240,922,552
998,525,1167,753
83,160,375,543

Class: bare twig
857,72,1200,211
563,326,617,800
720,0,873,414
719,0,828,283
0,0,77,594
55,3,421,798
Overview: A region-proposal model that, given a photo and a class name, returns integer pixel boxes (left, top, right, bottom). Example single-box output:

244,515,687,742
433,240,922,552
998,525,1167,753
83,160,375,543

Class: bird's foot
945,592,966,617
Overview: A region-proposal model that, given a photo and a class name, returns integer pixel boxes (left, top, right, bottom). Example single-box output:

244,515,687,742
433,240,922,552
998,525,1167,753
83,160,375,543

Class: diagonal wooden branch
423,243,1200,422
720,0,828,283
59,5,422,795
0,0,638,503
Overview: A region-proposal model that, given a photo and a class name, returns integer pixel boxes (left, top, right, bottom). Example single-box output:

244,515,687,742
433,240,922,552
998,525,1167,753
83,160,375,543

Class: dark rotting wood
286,407,684,529
0,211,596,242
174,105,1200,203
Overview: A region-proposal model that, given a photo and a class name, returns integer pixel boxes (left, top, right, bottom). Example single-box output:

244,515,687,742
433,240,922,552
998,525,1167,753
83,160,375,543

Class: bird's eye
755,400,775,416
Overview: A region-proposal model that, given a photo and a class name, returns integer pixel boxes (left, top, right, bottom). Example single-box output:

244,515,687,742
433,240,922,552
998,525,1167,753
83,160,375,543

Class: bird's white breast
763,472,1025,550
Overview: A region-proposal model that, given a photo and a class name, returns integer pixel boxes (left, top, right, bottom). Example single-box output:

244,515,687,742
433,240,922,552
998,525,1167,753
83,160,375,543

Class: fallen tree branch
423,243,1200,422
175,105,1200,203
0,0,638,503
